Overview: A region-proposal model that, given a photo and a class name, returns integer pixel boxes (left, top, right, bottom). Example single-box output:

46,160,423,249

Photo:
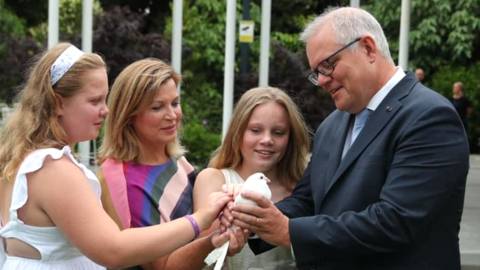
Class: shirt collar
366,66,406,111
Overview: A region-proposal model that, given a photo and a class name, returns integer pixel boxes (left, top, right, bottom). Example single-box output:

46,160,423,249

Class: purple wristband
185,215,200,239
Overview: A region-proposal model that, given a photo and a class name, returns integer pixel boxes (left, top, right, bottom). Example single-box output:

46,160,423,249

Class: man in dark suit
223,6,469,270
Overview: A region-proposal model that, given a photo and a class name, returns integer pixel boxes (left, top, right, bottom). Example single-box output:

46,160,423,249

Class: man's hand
226,227,249,256
230,190,291,248
210,226,249,256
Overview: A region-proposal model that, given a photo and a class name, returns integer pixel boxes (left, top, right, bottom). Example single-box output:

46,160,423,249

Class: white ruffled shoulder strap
10,146,101,221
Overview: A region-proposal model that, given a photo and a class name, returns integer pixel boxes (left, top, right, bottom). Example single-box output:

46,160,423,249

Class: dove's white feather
234,172,272,205
204,172,271,268
204,241,229,269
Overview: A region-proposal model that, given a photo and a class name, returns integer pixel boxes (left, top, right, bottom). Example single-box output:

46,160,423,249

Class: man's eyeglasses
307,37,361,86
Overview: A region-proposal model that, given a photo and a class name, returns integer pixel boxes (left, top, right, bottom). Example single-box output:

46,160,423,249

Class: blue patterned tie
351,109,372,146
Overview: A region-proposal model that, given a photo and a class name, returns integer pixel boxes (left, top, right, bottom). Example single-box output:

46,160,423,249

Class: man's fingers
231,205,258,220
239,190,271,208
232,218,255,231
231,210,264,231
232,202,264,219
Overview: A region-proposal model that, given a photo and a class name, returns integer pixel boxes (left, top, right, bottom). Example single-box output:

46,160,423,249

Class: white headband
50,45,85,85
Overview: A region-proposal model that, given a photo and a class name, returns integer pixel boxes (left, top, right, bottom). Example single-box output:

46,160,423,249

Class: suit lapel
316,111,352,209
325,112,353,182
325,71,417,195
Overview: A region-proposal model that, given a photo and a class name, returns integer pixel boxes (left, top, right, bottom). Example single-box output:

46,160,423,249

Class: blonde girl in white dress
194,87,310,269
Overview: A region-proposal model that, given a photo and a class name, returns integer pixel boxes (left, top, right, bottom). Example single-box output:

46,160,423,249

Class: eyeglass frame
307,37,362,86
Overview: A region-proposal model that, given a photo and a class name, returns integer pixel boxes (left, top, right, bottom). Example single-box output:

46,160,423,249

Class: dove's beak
265,177,271,183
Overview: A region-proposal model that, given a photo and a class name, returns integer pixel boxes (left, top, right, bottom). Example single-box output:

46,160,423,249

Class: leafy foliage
0,0,42,102
254,0,347,54
173,0,336,134
98,0,171,33
29,0,103,45
93,6,171,85
1,0,28,38
234,44,335,134
165,0,230,133
4,0,48,28
363,0,480,77
181,112,221,168
430,63,480,153
0,34,41,102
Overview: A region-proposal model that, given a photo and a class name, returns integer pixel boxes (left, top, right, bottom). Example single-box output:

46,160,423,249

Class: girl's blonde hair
98,58,185,163
0,42,106,182
209,87,310,190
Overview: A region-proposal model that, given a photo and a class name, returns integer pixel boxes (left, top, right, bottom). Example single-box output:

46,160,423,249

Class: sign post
239,20,254,43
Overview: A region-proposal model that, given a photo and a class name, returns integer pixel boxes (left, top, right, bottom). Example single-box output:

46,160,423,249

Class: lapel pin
386,106,393,112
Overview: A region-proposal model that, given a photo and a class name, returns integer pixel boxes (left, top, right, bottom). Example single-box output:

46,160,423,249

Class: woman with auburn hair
0,43,230,270
97,58,247,270
194,87,310,269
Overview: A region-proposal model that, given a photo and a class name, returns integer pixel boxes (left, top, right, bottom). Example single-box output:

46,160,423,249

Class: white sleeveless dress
221,169,296,270
0,146,106,270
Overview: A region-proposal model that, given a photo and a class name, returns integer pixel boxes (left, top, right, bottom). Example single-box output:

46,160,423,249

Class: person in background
0,43,231,270
451,81,473,132
194,86,310,270
97,58,247,270
414,68,425,83
222,7,469,270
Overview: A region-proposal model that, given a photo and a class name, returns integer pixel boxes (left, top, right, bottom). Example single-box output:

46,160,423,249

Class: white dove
204,172,271,270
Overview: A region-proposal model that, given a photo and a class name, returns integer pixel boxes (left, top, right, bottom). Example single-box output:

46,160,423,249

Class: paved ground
461,155,480,269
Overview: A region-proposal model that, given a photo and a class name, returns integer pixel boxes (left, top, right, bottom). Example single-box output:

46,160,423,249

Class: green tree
29,0,103,45
4,0,47,28
363,0,480,75
254,0,346,53
0,0,41,102
93,6,171,86
165,0,229,166
98,0,171,33
1,0,28,38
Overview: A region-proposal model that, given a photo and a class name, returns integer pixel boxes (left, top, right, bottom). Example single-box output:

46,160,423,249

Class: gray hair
300,7,393,63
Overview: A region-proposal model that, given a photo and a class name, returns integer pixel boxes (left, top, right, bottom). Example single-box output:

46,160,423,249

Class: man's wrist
280,215,291,248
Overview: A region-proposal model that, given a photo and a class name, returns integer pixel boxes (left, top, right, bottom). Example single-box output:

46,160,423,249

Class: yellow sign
239,21,254,43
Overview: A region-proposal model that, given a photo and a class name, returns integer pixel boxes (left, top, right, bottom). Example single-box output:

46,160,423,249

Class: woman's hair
0,42,106,182
98,58,185,163
209,87,310,190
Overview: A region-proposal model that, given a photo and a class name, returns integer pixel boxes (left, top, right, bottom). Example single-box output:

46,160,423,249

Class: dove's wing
213,240,229,270
204,240,229,267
